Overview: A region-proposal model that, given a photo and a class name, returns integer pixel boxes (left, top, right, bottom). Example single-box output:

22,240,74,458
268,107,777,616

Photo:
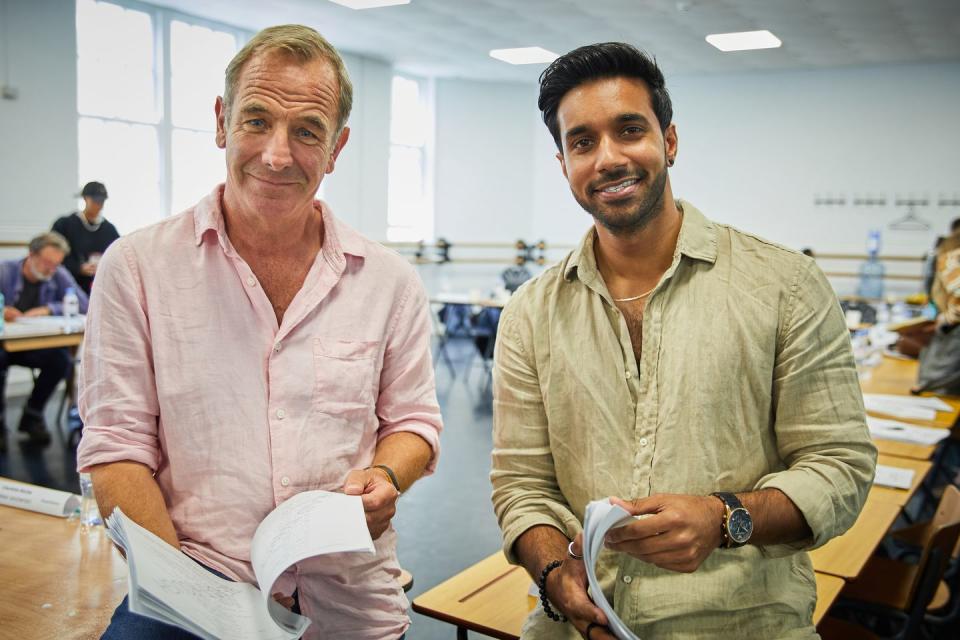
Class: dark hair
951,218,960,233
538,42,673,150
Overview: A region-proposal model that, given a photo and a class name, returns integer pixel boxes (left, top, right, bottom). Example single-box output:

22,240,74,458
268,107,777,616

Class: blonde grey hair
29,231,70,256
223,25,353,137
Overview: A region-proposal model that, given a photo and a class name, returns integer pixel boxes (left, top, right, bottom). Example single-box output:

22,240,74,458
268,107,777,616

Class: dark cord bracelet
366,464,401,492
537,559,567,622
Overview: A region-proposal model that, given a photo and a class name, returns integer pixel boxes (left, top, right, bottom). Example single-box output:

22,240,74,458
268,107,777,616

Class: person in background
915,232,960,394
77,25,441,639
491,42,875,639
52,181,120,295
0,232,88,451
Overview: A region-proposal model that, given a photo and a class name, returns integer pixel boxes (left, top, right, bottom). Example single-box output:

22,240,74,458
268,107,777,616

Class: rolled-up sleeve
375,275,443,472
756,260,877,554
491,298,582,564
76,239,162,472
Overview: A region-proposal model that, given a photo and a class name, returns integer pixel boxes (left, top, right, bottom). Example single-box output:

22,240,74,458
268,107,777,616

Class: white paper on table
582,499,642,640
250,490,375,631
863,396,937,421
869,394,952,412
866,416,951,445
0,477,79,517
874,465,915,490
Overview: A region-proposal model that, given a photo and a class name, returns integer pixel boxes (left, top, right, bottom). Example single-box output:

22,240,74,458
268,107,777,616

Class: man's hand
24,306,51,317
342,467,399,540
3,306,22,322
272,592,295,610
605,494,724,573
81,262,97,277
546,534,615,639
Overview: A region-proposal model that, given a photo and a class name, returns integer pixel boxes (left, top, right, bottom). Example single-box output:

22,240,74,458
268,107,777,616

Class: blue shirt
0,258,89,316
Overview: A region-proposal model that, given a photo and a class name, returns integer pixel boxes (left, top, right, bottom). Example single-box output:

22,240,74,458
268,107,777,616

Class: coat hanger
889,198,931,231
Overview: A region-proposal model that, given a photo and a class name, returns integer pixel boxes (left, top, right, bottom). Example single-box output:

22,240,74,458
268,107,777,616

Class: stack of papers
867,416,951,446
106,490,374,640
0,477,79,517
863,394,952,421
873,465,915,490
582,499,642,640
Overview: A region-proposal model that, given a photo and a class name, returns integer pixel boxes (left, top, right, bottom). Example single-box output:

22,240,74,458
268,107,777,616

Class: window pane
171,129,226,214
78,117,162,233
77,0,157,122
171,20,238,131
388,146,425,230
390,76,426,147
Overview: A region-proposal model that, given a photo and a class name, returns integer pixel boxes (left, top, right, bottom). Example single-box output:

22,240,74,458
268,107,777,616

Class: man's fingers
361,479,398,511
579,622,617,640
604,512,668,544
605,529,688,555
343,469,367,495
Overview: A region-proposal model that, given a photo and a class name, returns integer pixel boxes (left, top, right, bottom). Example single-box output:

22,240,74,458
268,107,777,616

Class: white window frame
387,74,435,242
77,0,250,220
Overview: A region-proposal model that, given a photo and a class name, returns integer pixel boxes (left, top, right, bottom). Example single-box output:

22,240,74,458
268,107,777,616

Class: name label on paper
0,477,80,517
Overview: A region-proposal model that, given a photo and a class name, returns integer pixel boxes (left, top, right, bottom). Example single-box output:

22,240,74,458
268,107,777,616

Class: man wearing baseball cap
51,181,120,294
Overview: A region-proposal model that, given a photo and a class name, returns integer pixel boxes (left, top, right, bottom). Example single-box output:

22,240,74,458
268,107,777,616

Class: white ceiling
148,0,960,82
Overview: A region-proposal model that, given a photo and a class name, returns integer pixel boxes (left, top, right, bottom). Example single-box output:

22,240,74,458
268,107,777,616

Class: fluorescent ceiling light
328,0,410,9
489,47,558,65
705,30,782,52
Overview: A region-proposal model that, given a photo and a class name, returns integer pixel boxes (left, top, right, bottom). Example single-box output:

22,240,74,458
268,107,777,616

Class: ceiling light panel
489,46,558,65
706,30,782,52
328,0,410,9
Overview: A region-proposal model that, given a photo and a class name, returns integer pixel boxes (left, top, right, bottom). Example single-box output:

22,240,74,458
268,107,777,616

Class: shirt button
640,437,648,447
280,476,290,487
276,408,286,420
622,575,633,584
625,370,633,379
273,342,281,353
246,275,257,287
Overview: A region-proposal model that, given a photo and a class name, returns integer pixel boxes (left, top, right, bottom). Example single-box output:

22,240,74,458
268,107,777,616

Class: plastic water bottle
857,230,885,300
63,287,80,330
78,472,102,531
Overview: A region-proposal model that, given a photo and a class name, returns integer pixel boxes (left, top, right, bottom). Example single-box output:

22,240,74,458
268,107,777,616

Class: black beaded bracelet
537,559,567,622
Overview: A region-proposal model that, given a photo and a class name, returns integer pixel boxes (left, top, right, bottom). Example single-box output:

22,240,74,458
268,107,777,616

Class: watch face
728,508,753,543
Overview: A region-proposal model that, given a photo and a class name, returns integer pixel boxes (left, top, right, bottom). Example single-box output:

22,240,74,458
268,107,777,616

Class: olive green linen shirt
491,201,877,639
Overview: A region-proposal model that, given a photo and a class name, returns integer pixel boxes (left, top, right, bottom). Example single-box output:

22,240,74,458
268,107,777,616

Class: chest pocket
313,338,380,416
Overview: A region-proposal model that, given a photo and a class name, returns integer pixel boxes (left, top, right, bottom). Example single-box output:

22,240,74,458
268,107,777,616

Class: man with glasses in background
0,231,88,451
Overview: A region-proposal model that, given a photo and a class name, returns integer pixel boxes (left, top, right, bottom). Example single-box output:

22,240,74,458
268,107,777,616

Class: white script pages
583,499,642,640
106,490,374,640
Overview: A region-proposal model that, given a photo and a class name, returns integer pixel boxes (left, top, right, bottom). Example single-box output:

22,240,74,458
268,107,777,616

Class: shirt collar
192,184,367,261
564,199,718,283
76,210,103,229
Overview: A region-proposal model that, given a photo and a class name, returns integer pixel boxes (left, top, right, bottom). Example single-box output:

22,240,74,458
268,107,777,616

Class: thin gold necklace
612,285,657,303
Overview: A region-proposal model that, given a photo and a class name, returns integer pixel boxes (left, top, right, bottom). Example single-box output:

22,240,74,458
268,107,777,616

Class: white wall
322,51,391,240
0,0,78,248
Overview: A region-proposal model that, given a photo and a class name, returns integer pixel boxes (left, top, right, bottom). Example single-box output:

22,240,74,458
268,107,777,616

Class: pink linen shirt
77,185,442,639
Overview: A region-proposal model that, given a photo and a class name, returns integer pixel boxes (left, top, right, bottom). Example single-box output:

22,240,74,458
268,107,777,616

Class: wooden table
0,318,85,353
810,500,902,579
868,454,933,507
873,438,939,461
413,552,534,640
430,292,508,309
0,503,126,640
814,572,845,626
414,551,848,638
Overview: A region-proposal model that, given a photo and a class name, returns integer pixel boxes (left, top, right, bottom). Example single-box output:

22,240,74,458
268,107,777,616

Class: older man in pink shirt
77,25,441,640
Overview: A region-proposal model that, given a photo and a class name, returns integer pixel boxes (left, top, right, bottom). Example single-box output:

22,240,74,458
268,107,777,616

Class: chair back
930,485,960,558
903,520,960,624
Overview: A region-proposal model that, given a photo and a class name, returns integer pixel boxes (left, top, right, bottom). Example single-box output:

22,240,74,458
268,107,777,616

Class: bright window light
705,30,782,52
328,0,410,9
489,47,558,65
